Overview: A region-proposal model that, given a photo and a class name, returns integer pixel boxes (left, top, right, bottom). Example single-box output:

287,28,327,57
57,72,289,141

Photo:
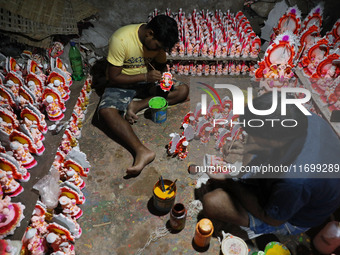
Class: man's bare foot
125,100,148,124
126,147,155,175
125,102,139,124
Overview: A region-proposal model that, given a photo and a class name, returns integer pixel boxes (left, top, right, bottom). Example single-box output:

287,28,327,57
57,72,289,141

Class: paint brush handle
158,177,163,191
148,62,156,70
227,129,240,154
166,179,177,191
167,184,176,194
160,176,166,192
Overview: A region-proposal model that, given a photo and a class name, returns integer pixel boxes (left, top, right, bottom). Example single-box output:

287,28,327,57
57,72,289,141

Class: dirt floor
74,75,324,255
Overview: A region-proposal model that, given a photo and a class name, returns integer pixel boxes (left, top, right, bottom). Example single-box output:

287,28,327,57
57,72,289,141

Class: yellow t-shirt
107,23,166,76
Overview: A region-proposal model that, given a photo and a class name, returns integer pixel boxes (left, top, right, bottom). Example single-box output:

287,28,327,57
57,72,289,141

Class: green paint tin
148,96,168,123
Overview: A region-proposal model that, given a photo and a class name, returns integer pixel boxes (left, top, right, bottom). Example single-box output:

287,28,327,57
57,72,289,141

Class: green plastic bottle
68,41,84,81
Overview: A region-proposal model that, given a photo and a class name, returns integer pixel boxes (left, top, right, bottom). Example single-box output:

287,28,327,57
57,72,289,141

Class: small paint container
149,96,168,123
193,218,214,248
153,179,176,213
264,242,291,255
170,203,187,231
221,234,248,255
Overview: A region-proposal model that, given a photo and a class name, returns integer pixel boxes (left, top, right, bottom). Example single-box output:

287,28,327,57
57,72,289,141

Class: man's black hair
240,92,308,141
146,15,179,52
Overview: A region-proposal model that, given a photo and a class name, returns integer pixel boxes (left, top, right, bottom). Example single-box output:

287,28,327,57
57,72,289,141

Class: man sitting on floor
202,92,340,236
98,15,189,176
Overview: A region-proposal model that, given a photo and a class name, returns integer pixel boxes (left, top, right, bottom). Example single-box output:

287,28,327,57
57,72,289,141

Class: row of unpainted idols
168,61,257,76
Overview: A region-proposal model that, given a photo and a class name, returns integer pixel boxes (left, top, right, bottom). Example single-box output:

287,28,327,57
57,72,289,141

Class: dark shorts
98,79,183,114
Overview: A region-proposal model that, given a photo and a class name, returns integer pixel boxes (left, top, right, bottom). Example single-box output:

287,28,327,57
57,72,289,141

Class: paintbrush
167,181,177,194
227,129,241,154
148,62,156,70
159,176,166,192
148,62,161,85
166,179,177,191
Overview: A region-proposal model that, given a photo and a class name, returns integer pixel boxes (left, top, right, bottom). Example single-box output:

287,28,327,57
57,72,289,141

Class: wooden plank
8,79,85,241
166,55,258,62
295,69,340,137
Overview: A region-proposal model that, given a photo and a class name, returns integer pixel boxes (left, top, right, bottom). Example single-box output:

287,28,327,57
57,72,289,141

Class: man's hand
146,70,162,83
222,135,273,165
222,136,265,165
243,135,272,155
222,140,244,163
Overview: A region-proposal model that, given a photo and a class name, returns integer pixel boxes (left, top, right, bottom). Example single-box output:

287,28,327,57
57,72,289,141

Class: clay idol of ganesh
271,6,302,42
255,32,298,94
159,72,173,92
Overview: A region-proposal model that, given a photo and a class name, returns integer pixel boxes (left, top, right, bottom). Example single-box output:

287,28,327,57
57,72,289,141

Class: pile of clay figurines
149,8,261,59
0,50,92,181
149,8,260,76
1,54,73,122
168,85,247,160
0,49,93,254
166,60,258,77
255,4,340,112
299,10,340,112
20,142,91,254
19,74,92,254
